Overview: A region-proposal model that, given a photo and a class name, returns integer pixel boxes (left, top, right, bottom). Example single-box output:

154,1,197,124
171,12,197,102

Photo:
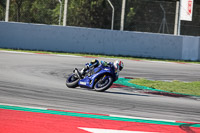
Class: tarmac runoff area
0,50,200,133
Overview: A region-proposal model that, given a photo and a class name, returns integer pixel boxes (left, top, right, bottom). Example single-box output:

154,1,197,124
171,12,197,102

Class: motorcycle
66,63,118,92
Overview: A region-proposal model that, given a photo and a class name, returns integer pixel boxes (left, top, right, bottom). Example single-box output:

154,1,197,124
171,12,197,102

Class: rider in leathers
80,59,124,79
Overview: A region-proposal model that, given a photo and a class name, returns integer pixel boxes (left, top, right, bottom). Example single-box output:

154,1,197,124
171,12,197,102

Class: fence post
107,0,115,30
63,0,68,26
5,0,10,22
177,0,182,35
120,0,126,31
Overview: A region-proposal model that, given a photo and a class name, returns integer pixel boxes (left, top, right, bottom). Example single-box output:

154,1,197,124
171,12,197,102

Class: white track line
78,127,160,133
110,114,176,123
0,50,81,58
1,50,199,65
0,103,47,110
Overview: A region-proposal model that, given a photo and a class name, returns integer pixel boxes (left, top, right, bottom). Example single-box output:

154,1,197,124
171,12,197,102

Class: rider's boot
80,66,89,76
80,68,85,75
74,68,83,79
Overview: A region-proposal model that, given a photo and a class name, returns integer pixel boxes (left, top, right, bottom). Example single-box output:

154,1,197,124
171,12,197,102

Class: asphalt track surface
0,51,200,123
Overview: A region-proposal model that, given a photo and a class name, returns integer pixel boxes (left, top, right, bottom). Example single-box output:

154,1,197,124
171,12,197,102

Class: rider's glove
101,61,108,66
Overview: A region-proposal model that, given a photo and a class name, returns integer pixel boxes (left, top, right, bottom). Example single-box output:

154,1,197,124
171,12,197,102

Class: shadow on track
179,123,200,133
105,91,150,97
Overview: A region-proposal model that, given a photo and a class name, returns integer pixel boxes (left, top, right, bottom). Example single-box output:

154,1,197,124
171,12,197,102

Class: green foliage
0,0,6,21
4,0,59,24
126,7,135,29
67,0,111,29
0,0,199,35
0,0,124,29
0,0,6,8
27,0,58,24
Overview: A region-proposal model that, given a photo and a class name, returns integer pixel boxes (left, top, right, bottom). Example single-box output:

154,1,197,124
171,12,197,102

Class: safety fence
0,0,200,36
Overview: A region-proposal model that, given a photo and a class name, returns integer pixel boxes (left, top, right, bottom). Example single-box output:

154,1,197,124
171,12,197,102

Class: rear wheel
66,74,79,88
93,75,113,92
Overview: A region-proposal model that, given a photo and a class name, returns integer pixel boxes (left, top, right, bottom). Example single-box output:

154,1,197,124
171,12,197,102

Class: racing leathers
80,59,120,80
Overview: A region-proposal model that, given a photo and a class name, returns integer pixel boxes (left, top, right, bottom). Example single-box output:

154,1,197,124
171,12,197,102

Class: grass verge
129,78,200,96
0,48,200,64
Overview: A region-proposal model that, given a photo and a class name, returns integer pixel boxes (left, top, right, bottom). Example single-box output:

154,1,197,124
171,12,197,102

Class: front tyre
93,75,113,92
66,74,79,88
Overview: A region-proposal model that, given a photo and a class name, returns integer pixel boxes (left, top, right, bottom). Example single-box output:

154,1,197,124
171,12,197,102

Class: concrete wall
182,37,200,61
199,38,200,60
0,22,199,61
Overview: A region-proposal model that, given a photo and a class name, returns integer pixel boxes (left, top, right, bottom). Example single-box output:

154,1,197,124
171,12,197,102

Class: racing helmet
91,59,99,67
114,60,124,71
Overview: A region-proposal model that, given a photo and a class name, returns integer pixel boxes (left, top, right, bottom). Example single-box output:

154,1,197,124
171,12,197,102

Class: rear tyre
66,74,79,88
93,75,113,92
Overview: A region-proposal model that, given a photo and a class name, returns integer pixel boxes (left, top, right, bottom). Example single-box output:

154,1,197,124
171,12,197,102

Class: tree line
0,0,120,28
0,0,199,35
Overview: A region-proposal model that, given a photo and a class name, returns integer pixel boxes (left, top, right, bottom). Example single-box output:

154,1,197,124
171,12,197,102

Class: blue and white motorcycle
66,63,118,92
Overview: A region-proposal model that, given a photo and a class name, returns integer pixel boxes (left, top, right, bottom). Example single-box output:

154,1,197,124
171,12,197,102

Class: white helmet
114,60,124,71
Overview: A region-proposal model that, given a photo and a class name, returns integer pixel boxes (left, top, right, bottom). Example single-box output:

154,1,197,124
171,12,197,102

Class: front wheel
93,75,113,92
66,73,79,88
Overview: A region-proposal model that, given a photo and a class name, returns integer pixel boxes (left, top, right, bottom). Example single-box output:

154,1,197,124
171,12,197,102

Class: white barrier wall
0,22,199,61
